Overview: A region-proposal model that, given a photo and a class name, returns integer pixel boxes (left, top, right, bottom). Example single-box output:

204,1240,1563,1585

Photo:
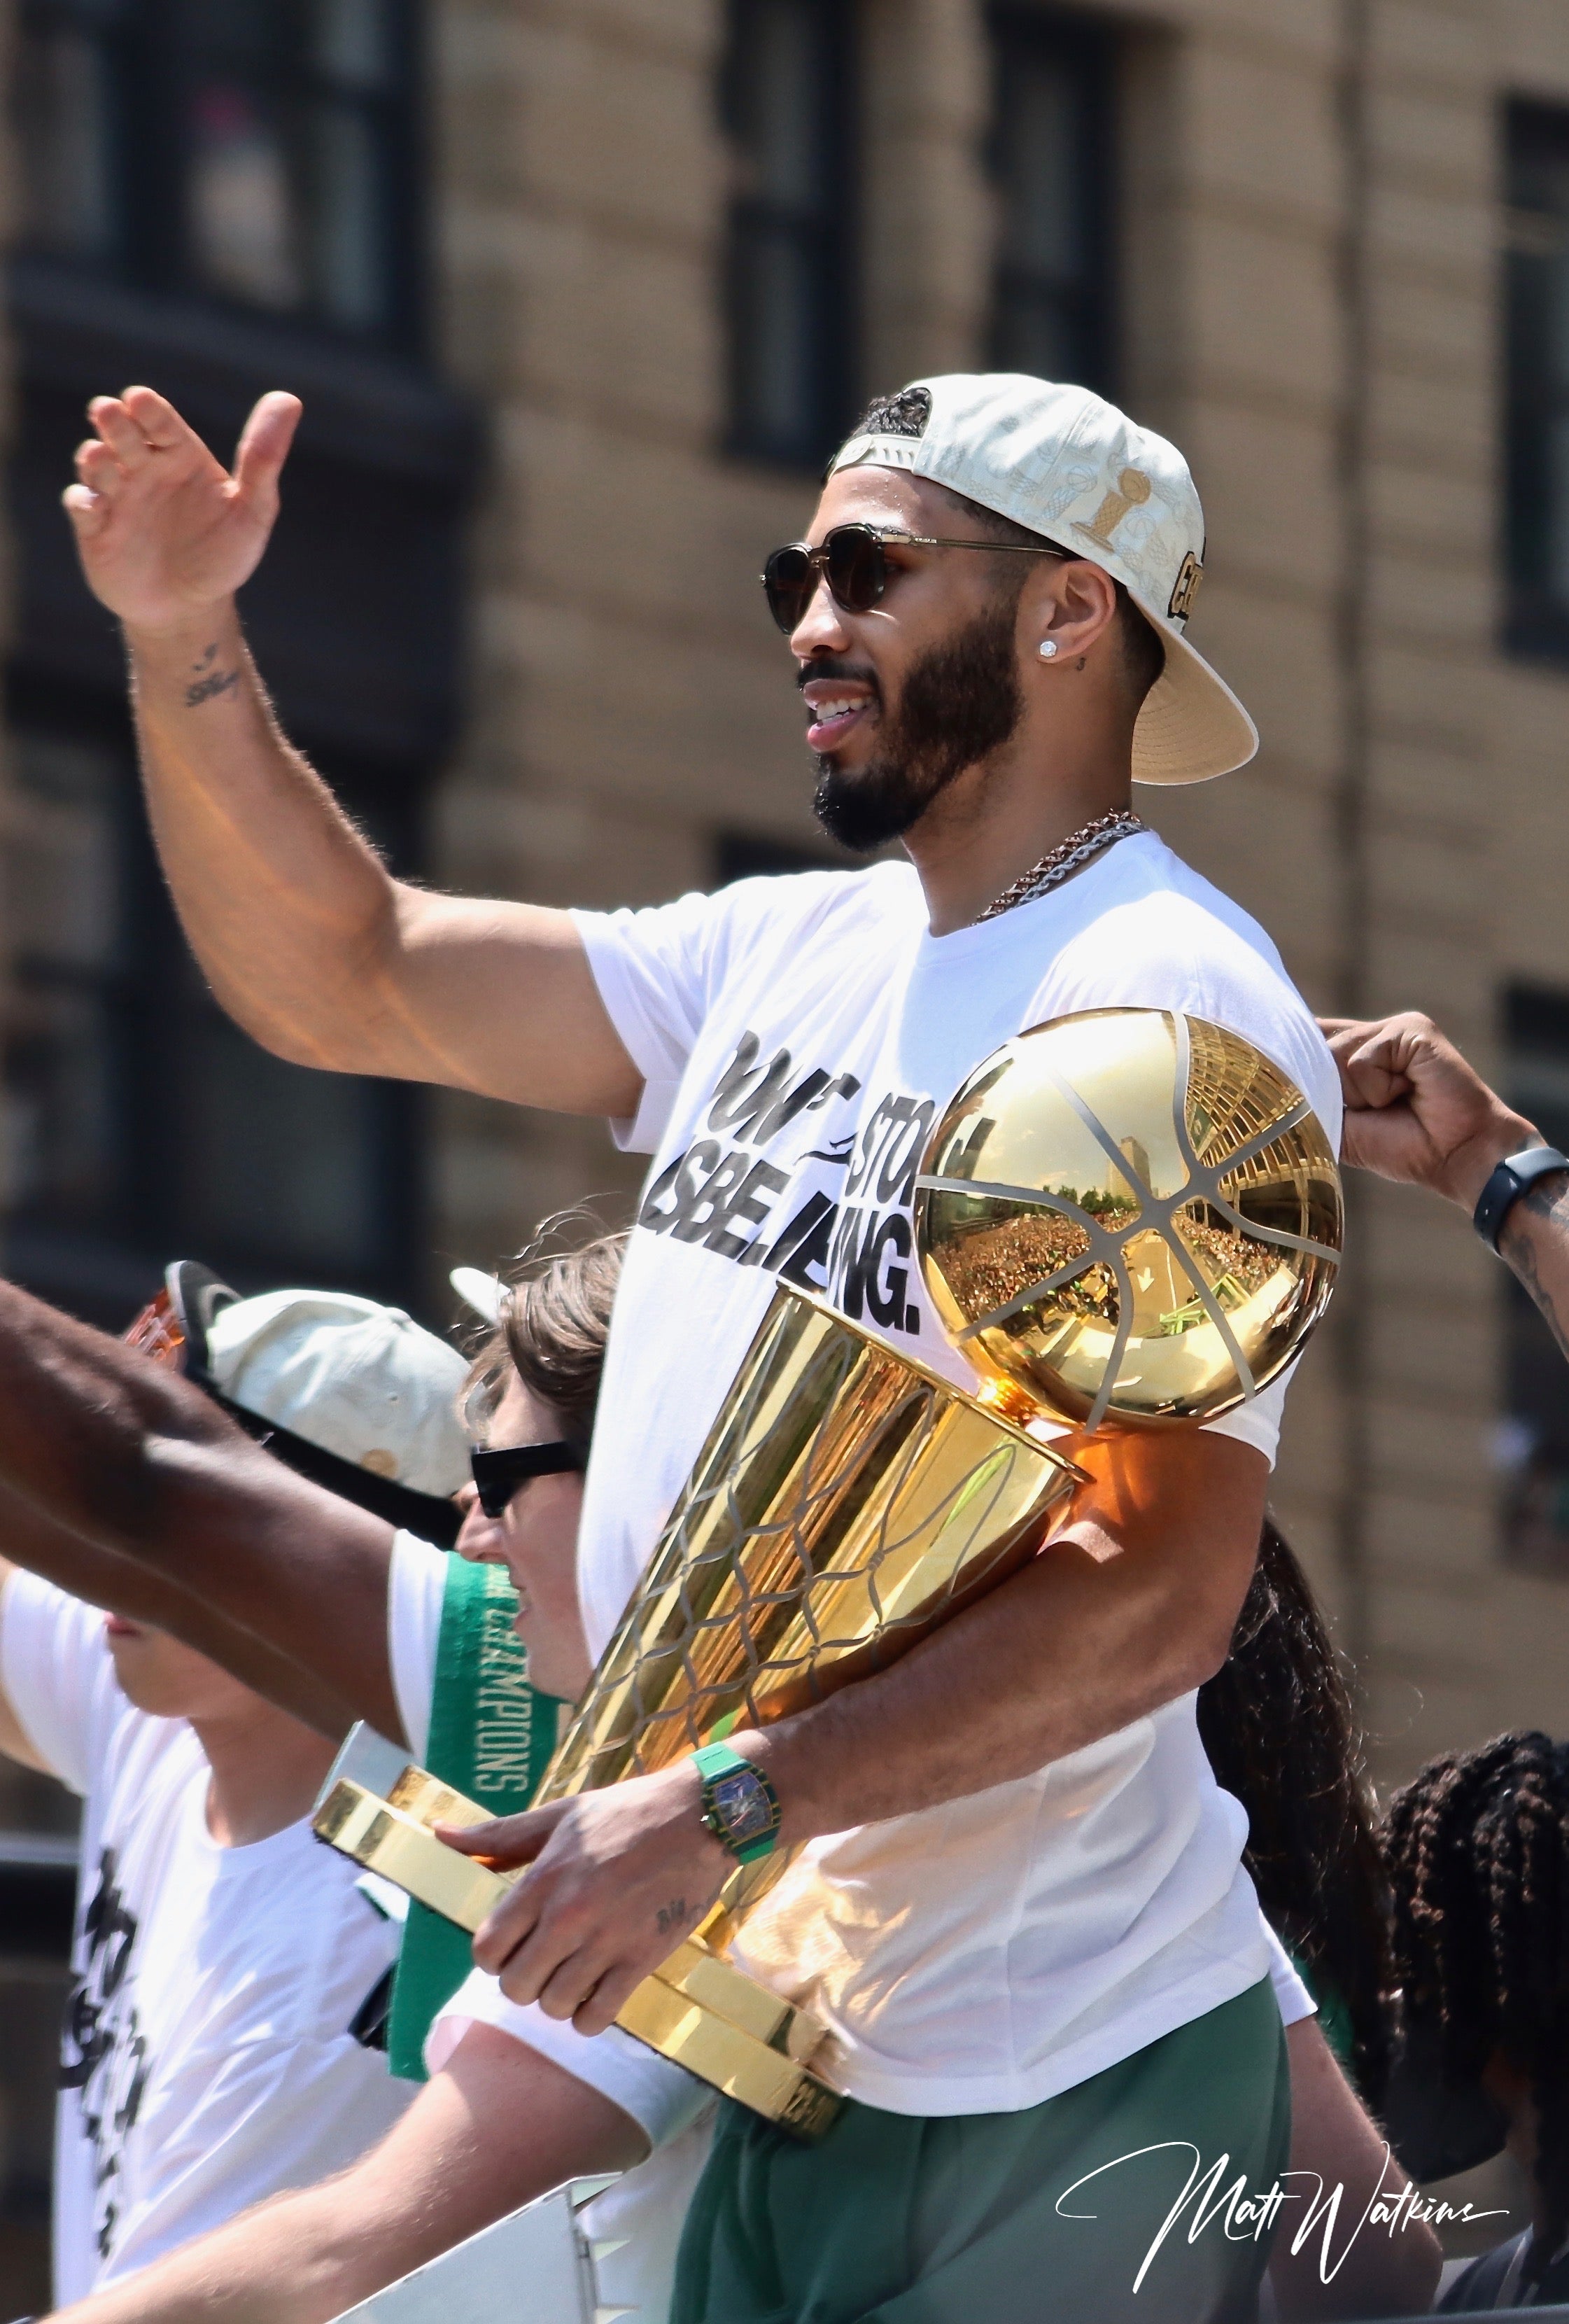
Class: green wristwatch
693,1741,781,1865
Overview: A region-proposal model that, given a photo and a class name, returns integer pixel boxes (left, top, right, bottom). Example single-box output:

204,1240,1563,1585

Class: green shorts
670,1976,1290,2324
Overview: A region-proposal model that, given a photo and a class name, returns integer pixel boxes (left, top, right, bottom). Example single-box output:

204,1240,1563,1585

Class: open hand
437,1761,732,2036
62,386,302,635
1321,1011,1537,1210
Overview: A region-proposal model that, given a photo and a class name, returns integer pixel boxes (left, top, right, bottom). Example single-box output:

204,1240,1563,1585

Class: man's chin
812,757,931,853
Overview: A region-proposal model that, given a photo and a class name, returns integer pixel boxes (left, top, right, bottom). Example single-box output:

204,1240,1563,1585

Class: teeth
812,697,863,720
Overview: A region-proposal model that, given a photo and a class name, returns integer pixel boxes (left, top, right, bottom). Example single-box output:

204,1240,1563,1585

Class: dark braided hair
1384,1732,1569,2274
1196,1516,1390,2096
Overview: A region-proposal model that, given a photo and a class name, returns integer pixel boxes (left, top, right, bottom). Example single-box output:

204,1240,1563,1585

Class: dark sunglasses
760,523,1067,634
470,1440,584,1518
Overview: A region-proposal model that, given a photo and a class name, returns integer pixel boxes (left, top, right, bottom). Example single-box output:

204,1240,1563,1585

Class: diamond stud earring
1039,640,1058,660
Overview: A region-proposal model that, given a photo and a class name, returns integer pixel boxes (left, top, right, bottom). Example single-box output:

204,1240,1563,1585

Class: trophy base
313,1742,842,2141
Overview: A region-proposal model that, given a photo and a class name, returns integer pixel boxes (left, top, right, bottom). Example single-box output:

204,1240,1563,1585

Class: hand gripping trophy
316,1007,1342,2138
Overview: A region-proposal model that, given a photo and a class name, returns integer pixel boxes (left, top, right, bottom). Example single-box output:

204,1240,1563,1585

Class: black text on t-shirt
59,1847,148,2261
637,1031,935,1338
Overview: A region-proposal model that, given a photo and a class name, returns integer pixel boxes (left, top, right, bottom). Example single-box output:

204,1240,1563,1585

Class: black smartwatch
1472,1144,1569,1252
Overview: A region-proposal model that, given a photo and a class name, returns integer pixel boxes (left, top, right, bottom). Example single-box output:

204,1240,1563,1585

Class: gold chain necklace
973,808,1147,923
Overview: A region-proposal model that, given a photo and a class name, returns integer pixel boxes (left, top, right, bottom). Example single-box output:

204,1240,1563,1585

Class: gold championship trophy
315,1009,1343,2138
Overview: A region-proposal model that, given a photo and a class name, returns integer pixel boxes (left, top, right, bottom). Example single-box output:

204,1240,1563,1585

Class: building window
1503,101,1569,660
14,0,421,346
1499,986,1569,1571
986,6,1115,393
720,0,855,468
3,708,424,1321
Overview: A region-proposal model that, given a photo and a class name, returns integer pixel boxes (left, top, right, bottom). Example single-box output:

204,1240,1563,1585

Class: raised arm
0,1279,403,1738
64,387,642,1113
1324,1011,1569,1365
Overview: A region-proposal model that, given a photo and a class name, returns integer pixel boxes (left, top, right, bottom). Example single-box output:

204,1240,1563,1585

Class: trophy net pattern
544,1298,1063,1797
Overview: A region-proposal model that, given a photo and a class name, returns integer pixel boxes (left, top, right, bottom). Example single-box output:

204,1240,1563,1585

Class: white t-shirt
0,1572,411,2306
562,836,1341,2117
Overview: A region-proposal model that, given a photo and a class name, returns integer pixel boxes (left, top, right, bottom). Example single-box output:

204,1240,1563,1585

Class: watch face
710,1766,775,1848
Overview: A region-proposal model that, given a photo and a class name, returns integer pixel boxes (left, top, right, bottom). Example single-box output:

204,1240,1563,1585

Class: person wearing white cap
0,1266,479,2305
63,372,1339,2318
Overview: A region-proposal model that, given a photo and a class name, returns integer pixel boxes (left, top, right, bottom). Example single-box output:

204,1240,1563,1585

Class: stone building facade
1,0,1569,2291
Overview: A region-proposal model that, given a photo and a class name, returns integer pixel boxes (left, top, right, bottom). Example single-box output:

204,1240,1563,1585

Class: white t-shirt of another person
563,834,1342,2120
0,1572,411,2306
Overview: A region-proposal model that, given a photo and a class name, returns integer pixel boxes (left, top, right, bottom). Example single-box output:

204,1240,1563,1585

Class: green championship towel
386,1554,559,2080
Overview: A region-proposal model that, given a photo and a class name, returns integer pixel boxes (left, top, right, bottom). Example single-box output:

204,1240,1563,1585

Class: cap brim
1132,623,1258,786
450,1266,505,1324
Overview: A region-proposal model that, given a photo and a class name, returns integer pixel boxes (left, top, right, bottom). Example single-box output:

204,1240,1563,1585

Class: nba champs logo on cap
829,373,1256,788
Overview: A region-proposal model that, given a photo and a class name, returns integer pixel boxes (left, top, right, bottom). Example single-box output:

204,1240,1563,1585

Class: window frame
984,2,1118,399
1503,97,1569,666
719,0,859,472
13,0,428,356
3,678,428,1321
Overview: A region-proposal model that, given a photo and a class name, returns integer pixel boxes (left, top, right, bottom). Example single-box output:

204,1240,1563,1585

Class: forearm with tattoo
183,639,241,706
1499,1170,1569,1362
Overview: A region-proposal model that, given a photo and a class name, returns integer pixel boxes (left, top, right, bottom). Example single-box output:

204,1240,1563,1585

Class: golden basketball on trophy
315,1007,1344,2138
916,1007,1343,1430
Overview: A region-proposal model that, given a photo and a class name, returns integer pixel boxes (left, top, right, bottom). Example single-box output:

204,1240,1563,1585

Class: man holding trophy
58,371,1343,2320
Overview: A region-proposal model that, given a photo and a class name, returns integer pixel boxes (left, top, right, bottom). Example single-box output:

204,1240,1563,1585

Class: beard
810,599,1025,853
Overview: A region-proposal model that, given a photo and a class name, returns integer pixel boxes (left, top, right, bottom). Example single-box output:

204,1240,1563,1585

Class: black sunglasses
470,1441,583,1518
761,524,1067,635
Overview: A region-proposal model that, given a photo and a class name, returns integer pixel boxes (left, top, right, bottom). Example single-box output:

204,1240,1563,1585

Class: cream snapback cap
828,374,1257,786
204,1286,470,1497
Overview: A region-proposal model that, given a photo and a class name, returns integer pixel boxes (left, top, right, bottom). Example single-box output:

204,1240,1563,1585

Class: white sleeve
386,1532,451,1762
1200,1366,1291,1469
0,1568,120,1795
1261,1917,1316,2028
1027,1362,1293,1469
426,1967,715,2150
571,890,731,1154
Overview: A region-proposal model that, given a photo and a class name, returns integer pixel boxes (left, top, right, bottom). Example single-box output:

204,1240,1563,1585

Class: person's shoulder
0,1572,133,1793
1090,834,1290,971
1046,834,1340,1128
711,859,919,944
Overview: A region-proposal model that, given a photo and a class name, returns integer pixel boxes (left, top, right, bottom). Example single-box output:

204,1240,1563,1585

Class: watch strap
1473,1145,1569,1252
694,1741,780,1864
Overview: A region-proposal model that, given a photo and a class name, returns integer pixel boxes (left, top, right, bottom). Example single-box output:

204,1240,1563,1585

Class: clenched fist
63,385,301,636
1321,1011,1537,1210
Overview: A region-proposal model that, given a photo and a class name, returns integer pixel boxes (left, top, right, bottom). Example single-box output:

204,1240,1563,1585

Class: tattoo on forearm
1501,1175,1569,1362
656,1898,687,1935
184,643,239,708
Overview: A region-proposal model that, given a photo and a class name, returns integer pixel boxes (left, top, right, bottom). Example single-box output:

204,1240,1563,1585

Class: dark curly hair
1384,1731,1569,2274
1196,1516,1390,2097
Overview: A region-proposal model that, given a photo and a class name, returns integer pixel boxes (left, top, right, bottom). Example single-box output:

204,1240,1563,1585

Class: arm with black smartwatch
1323,1012,1569,1360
